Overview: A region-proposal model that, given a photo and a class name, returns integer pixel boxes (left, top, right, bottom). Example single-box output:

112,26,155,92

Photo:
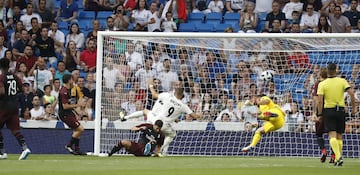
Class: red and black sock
14,132,27,150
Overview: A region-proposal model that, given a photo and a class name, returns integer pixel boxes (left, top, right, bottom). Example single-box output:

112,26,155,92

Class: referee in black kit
317,63,357,166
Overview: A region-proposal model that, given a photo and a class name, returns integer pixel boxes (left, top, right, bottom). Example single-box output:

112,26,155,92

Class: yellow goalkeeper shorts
263,108,285,133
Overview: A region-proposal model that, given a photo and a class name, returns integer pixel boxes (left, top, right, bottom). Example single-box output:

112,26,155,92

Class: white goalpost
94,32,360,157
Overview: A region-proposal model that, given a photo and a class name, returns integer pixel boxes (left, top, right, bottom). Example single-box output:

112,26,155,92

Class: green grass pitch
0,154,359,175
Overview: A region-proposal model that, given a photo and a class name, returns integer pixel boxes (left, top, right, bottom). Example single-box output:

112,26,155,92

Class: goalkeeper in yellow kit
242,95,286,152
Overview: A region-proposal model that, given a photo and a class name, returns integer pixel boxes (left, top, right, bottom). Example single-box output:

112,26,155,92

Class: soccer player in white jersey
121,80,201,156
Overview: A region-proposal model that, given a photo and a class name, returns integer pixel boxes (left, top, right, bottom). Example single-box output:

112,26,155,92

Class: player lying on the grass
311,67,335,163
120,80,201,156
108,120,165,157
242,95,285,152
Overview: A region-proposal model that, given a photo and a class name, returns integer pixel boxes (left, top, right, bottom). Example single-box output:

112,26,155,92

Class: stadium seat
179,23,197,32
79,11,95,20
214,23,232,32
197,23,214,32
97,11,113,20
58,21,69,30
187,13,205,24
258,12,267,21
256,20,266,33
205,12,222,24
223,13,240,22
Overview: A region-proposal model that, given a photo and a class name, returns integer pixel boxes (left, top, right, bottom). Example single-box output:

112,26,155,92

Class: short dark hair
0,58,10,69
154,120,163,128
327,63,337,74
62,74,72,84
43,84,52,91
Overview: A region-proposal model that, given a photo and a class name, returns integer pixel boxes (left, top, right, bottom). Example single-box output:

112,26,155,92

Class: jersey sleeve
60,89,69,104
317,81,324,96
157,92,168,100
182,103,193,115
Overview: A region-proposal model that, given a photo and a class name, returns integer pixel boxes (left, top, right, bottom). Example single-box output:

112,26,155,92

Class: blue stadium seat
214,23,232,32
187,13,205,24
223,13,240,22
79,11,95,20
97,11,113,20
58,21,69,30
205,12,222,24
256,20,266,32
258,12,267,21
197,23,214,32
179,23,197,32
78,20,89,31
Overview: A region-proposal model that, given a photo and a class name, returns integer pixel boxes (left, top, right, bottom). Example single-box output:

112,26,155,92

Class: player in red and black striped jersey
59,74,87,155
108,120,165,157
311,67,335,163
0,58,31,160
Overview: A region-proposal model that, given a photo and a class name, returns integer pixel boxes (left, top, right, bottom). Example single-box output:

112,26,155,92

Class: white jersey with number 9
147,92,193,124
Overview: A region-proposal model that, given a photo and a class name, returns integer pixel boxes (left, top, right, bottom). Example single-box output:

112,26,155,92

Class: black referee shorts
323,107,346,133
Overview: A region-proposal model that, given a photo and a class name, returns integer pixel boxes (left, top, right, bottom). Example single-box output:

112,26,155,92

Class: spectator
4,50,16,73
0,0,13,29
12,29,31,59
157,59,178,91
147,2,162,32
131,0,150,31
216,98,241,122
17,82,35,119
80,39,97,72
51,78,61,99
0,36,7,58
161,12,177,32
302,0,323,12
55,61,71,84
17,62,34,85
63,41,80,72
171,49,197,78
55,0,78,23
265,1,286,31
12,5,22,26
41,103,58,120
214,90,228,115
287,44,311,72
124,0,137,12
239,1,258,33
300,4,320,33
85,73,96,91
29,95,45,120
42,84,57,111
179,64,193,93
28,17,41,43
196,93,216,120
120,90,138,117
135,57,157,101
192,0,211,14
289,22,301,33
33,27,57,65
208,0,224,13
83,0,113,11
343,0,360,33
116,53,131,83
161,0,187,24
48,21,65,54
29,57,52,93
16,45,37,71
125,42,143,71
9,0,27,11
287,102,305,132
321,0,336,16
282,0,303,20
10,21,24,47
111,5,129,31
77,76,91,98
75,97,92,121
33,0,55,15
225,0,245,13
105,16,119,31
285,11,300,32
20,3,42,31
329,5,351,33
86,19,100,47
34,0,54,28
189,82,202,112
103,56,120,90
103,0,123,9
241,98,260,132
66,23,85,50
317,15,332,33
206,51,225,80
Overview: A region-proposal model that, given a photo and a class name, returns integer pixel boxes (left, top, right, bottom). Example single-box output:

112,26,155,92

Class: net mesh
95,33,360,157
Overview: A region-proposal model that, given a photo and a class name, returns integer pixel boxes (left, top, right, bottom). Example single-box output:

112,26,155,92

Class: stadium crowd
0,0,359,133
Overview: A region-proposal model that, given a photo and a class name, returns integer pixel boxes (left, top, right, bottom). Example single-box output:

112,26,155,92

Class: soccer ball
260,71,273,81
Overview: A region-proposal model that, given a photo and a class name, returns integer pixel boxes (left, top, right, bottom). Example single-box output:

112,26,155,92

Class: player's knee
75,125,84,133
121,140,131,148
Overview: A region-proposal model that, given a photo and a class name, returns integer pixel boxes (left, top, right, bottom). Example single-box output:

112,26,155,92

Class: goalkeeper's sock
124,111,144,120
337,139,343,158
329,138,340,161
250,131,262,147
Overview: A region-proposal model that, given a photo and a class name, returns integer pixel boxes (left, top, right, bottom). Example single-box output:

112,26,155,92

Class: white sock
161,136,174,155
124,111,144,120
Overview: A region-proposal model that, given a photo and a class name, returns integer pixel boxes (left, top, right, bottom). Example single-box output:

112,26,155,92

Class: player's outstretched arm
148,79,159,100
131,126,146,132
189,113,202,120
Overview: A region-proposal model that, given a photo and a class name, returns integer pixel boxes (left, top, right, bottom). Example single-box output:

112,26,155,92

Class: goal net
94,32,360,157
